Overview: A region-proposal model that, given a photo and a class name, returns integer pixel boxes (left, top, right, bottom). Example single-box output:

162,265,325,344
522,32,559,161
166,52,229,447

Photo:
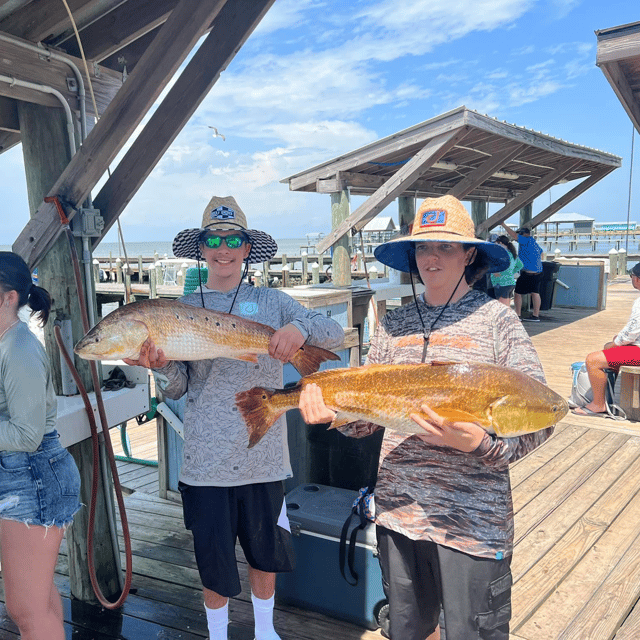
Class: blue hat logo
210,205,236,221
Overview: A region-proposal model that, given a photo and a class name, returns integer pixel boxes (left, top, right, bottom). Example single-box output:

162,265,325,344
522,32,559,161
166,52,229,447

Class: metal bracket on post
72,208,104,238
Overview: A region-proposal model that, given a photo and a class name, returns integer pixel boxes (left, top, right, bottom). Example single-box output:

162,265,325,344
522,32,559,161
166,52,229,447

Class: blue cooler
277,483,386,630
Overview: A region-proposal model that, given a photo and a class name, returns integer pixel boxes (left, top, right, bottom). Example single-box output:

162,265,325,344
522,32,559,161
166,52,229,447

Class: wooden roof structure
0,0,276,269
597,21,640,134
281,107,621,254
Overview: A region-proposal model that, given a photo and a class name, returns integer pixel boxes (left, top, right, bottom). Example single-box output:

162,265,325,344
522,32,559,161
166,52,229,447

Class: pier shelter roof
281,106,621,254
597,21,640,134
2,0,276,269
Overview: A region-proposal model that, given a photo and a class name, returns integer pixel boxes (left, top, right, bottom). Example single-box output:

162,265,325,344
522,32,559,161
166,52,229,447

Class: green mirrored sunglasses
202,234,247,249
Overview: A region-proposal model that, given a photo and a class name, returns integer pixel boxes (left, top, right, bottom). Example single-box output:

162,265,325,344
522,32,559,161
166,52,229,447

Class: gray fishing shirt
340,290,552,560
154,283,344,487
0,322,57,452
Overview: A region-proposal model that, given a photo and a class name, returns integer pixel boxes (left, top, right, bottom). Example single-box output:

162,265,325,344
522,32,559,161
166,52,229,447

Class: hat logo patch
210,205,236,221
420,210,446,228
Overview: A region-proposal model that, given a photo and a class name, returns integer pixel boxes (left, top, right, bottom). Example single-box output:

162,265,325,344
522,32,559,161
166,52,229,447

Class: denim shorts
0,430,82,528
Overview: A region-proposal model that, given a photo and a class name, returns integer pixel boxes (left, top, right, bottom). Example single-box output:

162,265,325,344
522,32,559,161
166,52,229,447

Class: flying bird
208,126,225,141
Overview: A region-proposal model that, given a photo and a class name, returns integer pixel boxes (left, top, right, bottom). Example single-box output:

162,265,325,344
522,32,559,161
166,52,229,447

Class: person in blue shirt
502,226,543,322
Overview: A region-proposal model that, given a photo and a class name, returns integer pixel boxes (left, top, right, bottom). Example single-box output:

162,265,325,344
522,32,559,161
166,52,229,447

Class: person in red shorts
573,262,640,416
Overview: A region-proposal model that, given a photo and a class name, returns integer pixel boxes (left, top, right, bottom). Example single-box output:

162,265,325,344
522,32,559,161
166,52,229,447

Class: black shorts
515,270,542,295
377,526,512,640
179,481,295,597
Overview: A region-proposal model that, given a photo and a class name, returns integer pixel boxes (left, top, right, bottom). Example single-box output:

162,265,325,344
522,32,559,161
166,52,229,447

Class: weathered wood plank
447,143,526,199
509,423,584,489
477,158,584,233
12,0,229,270
515,471,640,638
527,166,618,230
91,0,277,248
512,427,610,514
60,0,179,63
510,439,640,631
0,34,122,116
315,127,470,254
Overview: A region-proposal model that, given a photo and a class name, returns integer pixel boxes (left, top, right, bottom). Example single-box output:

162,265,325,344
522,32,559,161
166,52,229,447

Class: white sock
205,601,228,640
252,592,281,640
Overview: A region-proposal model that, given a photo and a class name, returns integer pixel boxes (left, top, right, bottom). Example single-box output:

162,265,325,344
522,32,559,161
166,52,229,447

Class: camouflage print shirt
340,289,552,559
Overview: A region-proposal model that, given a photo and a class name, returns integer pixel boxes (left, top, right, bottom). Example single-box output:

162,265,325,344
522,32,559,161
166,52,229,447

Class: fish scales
236,362,569,447
74,298,339,377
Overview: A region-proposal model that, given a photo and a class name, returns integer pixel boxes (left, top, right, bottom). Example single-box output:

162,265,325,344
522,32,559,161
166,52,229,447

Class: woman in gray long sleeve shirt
0,252,81,640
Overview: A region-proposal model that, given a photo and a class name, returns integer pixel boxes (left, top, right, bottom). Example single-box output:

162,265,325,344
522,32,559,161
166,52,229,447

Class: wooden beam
98,27,160,74
315,127,469,254
446,143,526,199
60,0,179,63
0,35,122,116
477,159,584,234
0,130,20,152
596,30,640,65
527,166,618,229
285,107,470,192
0,96,18,132
598,61,640,134
91,0,276,249
0,0,100,42
316,170,518,201
12,0,229,270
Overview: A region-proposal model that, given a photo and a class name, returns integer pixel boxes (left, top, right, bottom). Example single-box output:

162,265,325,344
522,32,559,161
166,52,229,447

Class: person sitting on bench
573,262,640,416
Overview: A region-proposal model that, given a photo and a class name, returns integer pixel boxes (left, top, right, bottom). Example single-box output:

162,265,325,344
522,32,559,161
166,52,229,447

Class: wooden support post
137,256,144,282
149,267,157,298
115,257,123,284
282,265,290,288
263,260,271,288
520,202,533,230
312,262,320,284
17,101,120,603
331,186,351,287
93,258,100,283
398,196,415,305
471,200,488,237
301,254,308,284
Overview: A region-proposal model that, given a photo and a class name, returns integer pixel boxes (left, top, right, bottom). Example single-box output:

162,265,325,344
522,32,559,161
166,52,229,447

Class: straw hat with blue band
172,195,278,264
374,195,510,274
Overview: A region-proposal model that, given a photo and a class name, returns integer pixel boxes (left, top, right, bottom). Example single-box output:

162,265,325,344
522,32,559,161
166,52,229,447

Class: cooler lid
285,483,377,546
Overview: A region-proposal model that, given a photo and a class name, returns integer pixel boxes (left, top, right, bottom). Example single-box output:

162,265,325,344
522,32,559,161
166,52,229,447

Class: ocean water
3,236,639,261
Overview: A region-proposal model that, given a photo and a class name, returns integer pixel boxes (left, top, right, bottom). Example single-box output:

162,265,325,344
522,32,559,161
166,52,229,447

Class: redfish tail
235,387,288,448
290,344,340,377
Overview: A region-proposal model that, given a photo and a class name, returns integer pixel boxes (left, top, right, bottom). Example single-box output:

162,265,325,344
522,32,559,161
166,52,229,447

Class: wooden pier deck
3,277,640,639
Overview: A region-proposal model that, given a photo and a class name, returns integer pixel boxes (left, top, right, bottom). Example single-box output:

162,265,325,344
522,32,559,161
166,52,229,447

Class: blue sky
2,0,640,245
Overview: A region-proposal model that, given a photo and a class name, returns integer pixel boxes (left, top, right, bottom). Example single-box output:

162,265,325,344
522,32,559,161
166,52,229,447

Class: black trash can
540,261,561,311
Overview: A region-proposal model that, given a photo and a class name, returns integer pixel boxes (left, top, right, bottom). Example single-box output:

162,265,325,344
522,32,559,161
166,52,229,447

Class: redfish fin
327,412,354,430
435,408,491,427
235,353,260,363
235,387,292,448
290,344,340,377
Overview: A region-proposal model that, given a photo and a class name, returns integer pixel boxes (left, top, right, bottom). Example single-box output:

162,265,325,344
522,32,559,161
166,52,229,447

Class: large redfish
74,298,340,376
236,361,568,447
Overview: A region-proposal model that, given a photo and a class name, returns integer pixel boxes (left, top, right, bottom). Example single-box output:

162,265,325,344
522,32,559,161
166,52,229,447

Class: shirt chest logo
238,301,258,315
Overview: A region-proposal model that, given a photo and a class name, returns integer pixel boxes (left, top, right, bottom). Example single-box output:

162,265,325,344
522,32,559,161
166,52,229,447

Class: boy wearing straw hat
299,195,552,640
126,196,343,640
